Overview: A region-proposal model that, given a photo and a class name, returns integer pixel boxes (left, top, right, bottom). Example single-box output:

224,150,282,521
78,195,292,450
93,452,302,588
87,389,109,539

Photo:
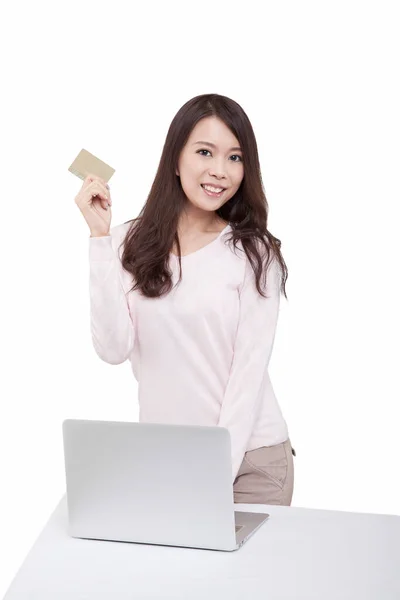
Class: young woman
75,93,295,505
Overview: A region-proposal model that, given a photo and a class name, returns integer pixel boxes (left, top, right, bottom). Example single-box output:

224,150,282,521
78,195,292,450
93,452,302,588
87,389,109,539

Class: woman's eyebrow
193,141,242,152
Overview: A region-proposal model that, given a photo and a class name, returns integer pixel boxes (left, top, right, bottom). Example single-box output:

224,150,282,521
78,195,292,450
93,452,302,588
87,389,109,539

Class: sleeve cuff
89,234,115,262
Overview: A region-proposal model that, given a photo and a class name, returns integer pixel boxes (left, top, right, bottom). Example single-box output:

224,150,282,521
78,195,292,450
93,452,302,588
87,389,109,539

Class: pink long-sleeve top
89,221,289,482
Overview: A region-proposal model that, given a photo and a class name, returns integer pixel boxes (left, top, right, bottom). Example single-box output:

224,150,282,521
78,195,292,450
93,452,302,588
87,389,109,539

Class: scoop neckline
169,223,231,260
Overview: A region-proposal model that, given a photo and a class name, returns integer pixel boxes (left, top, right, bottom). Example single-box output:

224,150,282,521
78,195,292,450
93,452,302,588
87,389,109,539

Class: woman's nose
208,164,227,179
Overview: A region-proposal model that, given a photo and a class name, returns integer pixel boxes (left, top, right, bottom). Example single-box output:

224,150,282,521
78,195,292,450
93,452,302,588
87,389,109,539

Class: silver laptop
62,419,270,551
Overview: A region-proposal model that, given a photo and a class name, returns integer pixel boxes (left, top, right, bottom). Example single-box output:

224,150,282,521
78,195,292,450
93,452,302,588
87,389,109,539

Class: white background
1,0,399,596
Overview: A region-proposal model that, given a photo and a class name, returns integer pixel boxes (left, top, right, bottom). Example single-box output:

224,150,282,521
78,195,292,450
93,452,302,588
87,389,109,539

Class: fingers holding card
70,149,115,237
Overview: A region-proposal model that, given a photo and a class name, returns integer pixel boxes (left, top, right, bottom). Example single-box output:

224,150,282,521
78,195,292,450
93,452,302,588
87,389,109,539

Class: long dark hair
120,93,288,300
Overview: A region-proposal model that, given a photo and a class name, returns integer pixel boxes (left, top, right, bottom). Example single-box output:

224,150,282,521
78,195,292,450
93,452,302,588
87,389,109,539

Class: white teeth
202,185,224,193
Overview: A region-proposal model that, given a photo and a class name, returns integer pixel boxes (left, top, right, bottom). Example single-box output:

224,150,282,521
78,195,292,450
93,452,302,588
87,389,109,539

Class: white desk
4,495,400,599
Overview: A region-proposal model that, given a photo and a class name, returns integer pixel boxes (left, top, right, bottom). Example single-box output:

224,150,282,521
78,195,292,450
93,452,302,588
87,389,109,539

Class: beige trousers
233,438,295,505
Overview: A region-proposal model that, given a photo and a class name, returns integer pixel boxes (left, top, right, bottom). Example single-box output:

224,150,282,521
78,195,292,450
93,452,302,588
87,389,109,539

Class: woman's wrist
90,231,110,238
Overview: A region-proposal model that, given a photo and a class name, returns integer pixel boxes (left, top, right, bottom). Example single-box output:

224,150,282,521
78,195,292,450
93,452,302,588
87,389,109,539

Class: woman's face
176,116,244,214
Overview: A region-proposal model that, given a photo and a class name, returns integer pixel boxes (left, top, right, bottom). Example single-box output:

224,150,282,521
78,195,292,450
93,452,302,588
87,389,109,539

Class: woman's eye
197,149,242,162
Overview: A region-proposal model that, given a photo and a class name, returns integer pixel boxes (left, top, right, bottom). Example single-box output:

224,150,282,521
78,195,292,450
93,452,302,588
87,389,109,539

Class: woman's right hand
75,174,112,237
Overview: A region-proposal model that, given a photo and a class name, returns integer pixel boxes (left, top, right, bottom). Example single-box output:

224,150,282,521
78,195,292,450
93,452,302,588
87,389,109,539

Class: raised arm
89,225,135,365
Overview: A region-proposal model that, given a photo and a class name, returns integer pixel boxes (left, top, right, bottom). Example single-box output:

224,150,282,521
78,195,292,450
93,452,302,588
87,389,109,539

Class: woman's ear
175,168,179,176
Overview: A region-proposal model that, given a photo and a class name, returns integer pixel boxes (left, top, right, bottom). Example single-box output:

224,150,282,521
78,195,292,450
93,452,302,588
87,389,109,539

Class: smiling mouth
201,184,226,197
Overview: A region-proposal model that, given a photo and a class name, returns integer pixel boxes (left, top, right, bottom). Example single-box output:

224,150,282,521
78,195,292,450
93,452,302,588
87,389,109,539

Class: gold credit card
68,148,115,182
